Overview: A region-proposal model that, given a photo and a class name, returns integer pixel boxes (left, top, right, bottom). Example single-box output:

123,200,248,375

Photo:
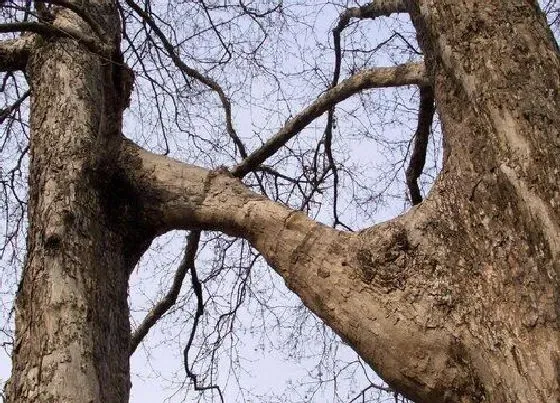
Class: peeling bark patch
511,345,525,376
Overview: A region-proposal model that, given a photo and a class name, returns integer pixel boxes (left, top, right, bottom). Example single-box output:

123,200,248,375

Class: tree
1,0,559,402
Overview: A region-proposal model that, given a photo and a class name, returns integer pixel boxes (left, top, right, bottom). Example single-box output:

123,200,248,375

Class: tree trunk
5,4,144,403
5,1,560,402
116,1,560,402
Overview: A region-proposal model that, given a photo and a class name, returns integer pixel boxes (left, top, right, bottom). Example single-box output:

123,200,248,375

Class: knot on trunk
356,225,410,290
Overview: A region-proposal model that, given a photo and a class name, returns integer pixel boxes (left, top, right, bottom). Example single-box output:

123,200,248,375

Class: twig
123,0,247,159
0,90,30,125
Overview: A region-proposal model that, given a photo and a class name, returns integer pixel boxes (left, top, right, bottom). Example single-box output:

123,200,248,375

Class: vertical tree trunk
5,5,139,402
400,0,560,401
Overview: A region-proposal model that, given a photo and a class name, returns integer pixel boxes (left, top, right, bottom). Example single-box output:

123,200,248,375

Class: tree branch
332,0,408,88
122,0,247,158
406,85,435,205
231,62,427,177
0,21,111,57
0,90,31,125
182,232,224,402
118,138,472,402
0,35,36,71
129,230,201,355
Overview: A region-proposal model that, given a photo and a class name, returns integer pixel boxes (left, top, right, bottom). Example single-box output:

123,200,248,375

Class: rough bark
5,4,142,403
116,1,560,401
4,0,560,402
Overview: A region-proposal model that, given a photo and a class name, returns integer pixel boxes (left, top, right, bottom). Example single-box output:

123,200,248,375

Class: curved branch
117,138,474,402
129,231,201,355
232,62,427,177
406,85,435,205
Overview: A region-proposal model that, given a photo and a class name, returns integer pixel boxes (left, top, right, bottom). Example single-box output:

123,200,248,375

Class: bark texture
4,0,560,402
116,1,560,401
5,3,141,403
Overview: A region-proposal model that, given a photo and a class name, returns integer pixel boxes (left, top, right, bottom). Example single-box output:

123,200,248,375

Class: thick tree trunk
116,1,560,402
5,4,143,403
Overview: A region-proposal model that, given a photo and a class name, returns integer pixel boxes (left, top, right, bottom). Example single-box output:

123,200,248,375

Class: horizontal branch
232,62,427,177
0,35,36,72
0,21,111,58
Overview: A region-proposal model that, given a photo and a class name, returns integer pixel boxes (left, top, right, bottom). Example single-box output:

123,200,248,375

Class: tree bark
116,1,560,402
5,4,143,403
5,0,560,402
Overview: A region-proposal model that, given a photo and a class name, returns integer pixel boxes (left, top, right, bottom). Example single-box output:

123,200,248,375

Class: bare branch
0,35,36,71
182,233,224,402
232,62,427,177
405,85,435,205
0,89,30,125
122,0,247,158
129,230,201,355
0,21,111,57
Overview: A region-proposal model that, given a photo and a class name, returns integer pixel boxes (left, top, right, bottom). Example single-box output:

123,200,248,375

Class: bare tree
1,0,560,402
